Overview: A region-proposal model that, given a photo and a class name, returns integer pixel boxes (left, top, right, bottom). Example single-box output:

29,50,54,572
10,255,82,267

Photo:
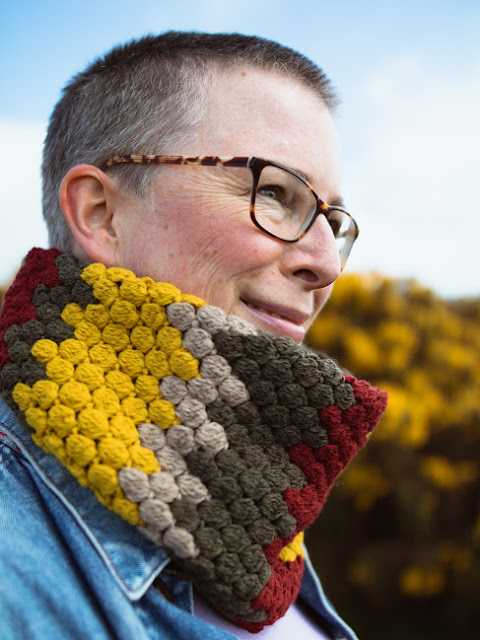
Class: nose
282,214,341,289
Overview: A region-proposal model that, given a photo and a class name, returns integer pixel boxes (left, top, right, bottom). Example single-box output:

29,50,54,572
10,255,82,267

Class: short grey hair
42,31,339,251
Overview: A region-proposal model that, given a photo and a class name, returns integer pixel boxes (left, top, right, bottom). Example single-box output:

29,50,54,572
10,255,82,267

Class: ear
59,164,122,265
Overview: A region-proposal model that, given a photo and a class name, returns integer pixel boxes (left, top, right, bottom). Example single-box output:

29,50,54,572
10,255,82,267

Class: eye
257,184,287,203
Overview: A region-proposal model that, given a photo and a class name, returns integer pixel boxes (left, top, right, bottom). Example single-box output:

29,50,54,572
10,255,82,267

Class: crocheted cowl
0,249,387,632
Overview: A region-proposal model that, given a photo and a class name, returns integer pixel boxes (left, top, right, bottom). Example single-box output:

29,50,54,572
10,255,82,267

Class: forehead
197,67,341,194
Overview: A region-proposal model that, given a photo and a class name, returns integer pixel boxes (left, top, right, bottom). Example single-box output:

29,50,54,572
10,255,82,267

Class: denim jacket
0,396,358,640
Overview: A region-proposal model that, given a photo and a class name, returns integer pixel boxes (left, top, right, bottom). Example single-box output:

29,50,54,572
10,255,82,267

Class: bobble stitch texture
0,249,388,632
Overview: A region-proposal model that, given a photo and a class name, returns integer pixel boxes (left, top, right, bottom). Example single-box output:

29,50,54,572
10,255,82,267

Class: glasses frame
100,154,359,268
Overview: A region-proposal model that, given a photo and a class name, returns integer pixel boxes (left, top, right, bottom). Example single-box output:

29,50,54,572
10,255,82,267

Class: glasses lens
254,165,316,240
326,208,358,268
252,164,357,269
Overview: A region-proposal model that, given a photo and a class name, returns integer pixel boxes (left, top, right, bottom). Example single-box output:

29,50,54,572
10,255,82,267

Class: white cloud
0,120,48,286
2,55,479,300
340,54,480,298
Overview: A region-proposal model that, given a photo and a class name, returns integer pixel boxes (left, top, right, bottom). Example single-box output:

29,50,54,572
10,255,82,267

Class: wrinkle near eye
191,166,252,196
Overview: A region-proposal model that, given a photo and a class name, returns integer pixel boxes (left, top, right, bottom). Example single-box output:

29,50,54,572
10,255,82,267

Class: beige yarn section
117,302,255,558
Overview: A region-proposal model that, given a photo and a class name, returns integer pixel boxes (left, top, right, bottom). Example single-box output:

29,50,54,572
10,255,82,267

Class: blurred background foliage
1,272,479,639
305,273,480,640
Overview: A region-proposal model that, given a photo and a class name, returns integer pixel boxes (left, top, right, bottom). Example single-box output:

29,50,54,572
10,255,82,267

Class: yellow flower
399,565,445,598
339,463,390,511
421,456,479,490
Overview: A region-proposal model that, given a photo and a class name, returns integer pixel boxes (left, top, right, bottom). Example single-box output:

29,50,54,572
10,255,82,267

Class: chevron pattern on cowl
0,248,387,631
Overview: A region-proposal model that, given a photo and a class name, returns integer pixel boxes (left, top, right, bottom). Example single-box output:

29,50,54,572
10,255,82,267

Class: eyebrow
290,164,346,209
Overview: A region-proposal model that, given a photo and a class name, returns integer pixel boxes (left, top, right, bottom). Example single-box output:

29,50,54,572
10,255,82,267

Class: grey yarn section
116,301,286,620
117,301,258,565
117,300,357,623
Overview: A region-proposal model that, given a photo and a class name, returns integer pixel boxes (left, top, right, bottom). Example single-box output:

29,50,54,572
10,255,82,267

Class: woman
0,32,386,639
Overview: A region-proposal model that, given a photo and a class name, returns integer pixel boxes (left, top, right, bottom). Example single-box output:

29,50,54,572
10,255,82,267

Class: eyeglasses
101,155,359,270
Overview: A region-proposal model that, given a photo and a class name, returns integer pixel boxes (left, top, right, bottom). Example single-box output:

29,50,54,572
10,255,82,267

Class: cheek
183,225,272,291
148,191,270,273
116,175,282,303
119,202,271,293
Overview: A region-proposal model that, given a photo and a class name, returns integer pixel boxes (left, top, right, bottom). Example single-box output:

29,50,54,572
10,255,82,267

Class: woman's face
113,68,343,343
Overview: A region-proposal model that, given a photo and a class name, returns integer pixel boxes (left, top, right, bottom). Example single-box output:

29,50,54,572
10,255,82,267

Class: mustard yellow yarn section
278,532,305,563
12,264,206,526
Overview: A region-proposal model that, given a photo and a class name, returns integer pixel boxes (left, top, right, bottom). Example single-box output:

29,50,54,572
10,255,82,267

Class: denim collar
0,396,170,601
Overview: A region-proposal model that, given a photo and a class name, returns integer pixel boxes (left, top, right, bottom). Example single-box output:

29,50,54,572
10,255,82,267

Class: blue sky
1,0,479,296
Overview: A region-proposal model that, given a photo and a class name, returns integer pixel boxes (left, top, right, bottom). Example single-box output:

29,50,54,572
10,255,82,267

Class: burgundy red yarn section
0,248,61,369
236,374,387,632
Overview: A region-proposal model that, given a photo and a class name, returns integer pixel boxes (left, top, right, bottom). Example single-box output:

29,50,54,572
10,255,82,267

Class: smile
240,298,310,343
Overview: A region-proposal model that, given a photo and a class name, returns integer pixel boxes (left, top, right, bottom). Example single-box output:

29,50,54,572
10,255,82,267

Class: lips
240,297,311,343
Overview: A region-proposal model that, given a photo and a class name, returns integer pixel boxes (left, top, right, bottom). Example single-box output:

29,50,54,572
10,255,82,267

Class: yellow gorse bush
305,273,480,635
308,273,479,452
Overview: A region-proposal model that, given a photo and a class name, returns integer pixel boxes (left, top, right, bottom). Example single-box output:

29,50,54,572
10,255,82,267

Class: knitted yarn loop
0,248,387,632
